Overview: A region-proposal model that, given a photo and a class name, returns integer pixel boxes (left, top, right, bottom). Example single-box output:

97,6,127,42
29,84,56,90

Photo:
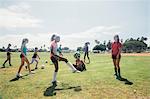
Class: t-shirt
111,42,122,55
84,45,89,52
50,41,58,56
21,45,27,56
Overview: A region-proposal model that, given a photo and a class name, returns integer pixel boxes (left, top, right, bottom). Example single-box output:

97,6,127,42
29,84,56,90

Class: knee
55,67,59,72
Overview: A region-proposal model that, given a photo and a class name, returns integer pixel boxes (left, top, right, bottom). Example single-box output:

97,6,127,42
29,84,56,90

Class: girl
30,47,40,70
57,44,63,56
73,52,86,72
16,38,34,78
2,44,12,68
50,35,80,84
111,35,122,80
83,42,90,64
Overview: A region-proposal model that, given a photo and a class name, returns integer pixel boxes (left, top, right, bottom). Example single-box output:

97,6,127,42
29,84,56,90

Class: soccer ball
41,64,45,69
74,52,80,59
45,60,48,63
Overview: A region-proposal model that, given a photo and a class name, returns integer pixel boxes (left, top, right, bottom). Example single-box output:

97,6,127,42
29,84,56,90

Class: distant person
57,44,63,56
50,34,80,85
2,44,12,68
83,42,90,64
30,47,40,70
16,38,34,78
111,35,122,80
73,52,86,72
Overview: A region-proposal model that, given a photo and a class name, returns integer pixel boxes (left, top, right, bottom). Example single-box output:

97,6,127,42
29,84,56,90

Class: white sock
52,72,57,82
66,62,77,71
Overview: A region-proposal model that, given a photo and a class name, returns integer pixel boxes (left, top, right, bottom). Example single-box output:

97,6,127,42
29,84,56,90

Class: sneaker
16,73,23,78
72,70,81,73
2,64,5,68
1,66,5,68
29,71,35,75
51,81,57,86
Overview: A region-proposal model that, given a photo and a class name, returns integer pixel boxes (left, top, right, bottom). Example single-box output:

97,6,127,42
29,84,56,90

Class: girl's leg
17,58,25,76
58,56,78,72
52,60,59,83
116,58,121,77
113,59,117,76
35,60,38,69
3,56,9,67
87,52,90,63
30,58,35,64
9,55,11,66
24,58,31,73
84,53,86,62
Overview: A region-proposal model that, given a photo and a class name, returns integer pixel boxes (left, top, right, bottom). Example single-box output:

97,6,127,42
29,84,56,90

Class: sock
66,62,77,71
52,72,57,82
118,67,121,77
114,67,117,75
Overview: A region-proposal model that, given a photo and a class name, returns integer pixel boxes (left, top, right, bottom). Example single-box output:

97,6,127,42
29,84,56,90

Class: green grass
0,52,150,99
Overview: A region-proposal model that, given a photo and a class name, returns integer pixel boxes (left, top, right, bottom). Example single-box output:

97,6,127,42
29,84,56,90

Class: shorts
20,54,25,58
112,54,121,59
50,55,68,63
50,55,59,63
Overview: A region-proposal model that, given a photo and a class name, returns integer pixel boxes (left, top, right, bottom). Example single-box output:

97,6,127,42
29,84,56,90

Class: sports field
0,52,150,99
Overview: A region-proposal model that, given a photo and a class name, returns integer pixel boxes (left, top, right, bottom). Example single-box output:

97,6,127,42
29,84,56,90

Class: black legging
84,52,90,61
3,53,11,66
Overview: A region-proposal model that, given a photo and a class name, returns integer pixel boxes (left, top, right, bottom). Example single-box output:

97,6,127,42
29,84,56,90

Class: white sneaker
72,70,81,73
16,73,23,78
29,71,35,75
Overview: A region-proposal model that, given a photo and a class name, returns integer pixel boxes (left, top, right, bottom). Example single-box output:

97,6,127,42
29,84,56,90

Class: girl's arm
37,54,40,59
117,44,122,58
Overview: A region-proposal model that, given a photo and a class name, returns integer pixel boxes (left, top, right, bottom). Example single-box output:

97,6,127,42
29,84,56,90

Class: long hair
51,34,56,41
114,35,119,42
22,38,28,46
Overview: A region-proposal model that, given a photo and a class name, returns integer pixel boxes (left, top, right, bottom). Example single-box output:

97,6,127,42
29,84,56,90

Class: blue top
84,45,89,52
22,45,27,55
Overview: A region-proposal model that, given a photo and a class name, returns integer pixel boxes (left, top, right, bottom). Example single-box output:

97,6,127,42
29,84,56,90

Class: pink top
50,40,58,57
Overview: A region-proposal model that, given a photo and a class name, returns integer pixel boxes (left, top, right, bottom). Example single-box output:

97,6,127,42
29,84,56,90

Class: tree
95,40,100,45
123,37,147,53
106,40,112,51
62,47,69,50
77,47,83,52
93,44,106,52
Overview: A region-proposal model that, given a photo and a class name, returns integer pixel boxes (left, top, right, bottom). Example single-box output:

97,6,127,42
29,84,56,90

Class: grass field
0,52,150,99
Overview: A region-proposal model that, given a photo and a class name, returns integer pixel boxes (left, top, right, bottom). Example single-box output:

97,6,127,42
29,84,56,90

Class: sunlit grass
0,52,150,99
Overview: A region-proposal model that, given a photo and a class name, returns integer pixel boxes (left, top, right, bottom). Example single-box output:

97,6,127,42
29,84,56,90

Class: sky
0,0,149,50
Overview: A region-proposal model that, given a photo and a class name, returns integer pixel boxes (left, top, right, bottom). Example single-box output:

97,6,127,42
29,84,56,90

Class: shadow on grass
9,74,29,82
44,83,82,96
117,77,133,85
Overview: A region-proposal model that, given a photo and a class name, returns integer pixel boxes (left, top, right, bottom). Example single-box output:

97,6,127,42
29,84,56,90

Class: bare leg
35,60,38,69
116,58,121,77
17,58,25,74
113,59,117,76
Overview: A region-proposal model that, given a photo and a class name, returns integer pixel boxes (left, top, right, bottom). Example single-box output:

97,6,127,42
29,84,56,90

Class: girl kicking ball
50,34,80,85
83,42,90,64
30,47,40,70
111,35,122,80
2,44,12,68
16,38,34,78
